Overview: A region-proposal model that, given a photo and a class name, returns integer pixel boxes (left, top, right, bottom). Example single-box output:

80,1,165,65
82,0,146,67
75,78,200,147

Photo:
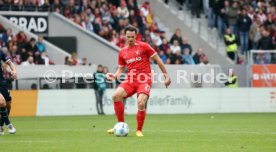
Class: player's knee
112,93,123,101
0,100,6,107
137,101,146,110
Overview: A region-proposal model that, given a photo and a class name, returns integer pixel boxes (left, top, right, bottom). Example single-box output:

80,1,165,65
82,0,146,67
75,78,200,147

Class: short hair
124,25,137,34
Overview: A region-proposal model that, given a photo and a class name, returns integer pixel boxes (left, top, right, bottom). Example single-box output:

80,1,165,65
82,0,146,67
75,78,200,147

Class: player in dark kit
106,26,171,137
0,49,17,136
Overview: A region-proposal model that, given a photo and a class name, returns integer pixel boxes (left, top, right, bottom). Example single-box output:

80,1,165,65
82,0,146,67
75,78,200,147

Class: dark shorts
0,84,12,102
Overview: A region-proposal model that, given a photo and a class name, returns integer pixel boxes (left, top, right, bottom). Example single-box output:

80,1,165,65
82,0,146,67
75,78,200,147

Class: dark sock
0,107,10,125
0,119,3,127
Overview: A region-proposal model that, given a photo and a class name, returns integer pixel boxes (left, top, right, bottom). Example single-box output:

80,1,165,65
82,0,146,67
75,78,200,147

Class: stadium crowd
0,0,210,65
0,24,54,65
180,0,276,63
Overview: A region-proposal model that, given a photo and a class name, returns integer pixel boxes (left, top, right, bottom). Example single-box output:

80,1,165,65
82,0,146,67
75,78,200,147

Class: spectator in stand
237,8,252,54
202,0,209,18
93,17,102,34
165,49,175,64
249,15,262,50
71,52,80,65
150,30,162,47
74,15,84,28
117,1,129,19
37,52,50,66
116,30,125,48
174,50,183,64
255,29,274,64
224,28,238,63
11,36,19,50
20,47,29,62
193,48,206,64
83,15,94,33
140,1,151,17
208,0,216,29
180,37,193,55
165,58,171,64
170,28,182,44
182,48,195,65
227,1,239,37
35,36,46,53
21,56,35,66
272,26,276,48
257,29,274,50
65,56,73,65
191,0,201,18
199,56,210,66
9,45,21,65
67,0,77,15
16,31,28,51
110,29,119,46
257,9,267,24
159,38,170,53
25,0,37,12
170,40,181,54
265,13,275,31
159,50,167,63
11,0,24,11
24,38,39,62
214,0,227,38
81,57,89,66
51,0,64,13
1,28,13,47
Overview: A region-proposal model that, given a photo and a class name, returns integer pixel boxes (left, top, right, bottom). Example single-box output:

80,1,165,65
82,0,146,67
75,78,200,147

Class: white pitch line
0,140,53,143
146,129,276,135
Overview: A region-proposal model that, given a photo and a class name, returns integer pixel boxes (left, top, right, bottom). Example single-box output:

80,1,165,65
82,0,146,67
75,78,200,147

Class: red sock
136,110,146,131
114,101,124,122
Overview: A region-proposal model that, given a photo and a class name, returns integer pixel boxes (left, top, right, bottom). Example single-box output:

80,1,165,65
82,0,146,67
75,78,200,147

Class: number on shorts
145,84,150,91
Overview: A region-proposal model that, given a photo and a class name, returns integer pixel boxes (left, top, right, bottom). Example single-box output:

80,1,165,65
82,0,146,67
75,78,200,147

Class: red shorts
118,80,151,98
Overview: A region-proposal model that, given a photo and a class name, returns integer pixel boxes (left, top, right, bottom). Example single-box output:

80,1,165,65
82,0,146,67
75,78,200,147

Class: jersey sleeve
0,51,10,63
118,51,126,67
144,43,157,58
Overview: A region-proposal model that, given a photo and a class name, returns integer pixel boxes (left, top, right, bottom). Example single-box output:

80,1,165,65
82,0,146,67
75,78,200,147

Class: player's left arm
6,60,17,80
151,54,171,88
0,50,17,80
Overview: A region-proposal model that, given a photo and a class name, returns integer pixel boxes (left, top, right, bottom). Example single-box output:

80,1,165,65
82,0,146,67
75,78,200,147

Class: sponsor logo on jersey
126,57,142,64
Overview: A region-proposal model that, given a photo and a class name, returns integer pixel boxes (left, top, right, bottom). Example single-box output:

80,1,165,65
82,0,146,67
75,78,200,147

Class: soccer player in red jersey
106,26,171,137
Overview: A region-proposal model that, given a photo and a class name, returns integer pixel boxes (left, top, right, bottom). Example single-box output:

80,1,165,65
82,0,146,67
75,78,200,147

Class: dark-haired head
124,25,137,34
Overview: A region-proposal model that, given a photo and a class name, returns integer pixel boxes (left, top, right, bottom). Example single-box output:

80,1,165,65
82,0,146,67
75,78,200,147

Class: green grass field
0,114,276,152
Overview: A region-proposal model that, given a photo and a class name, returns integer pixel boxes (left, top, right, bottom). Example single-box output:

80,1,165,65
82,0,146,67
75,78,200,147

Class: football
114,122,129,137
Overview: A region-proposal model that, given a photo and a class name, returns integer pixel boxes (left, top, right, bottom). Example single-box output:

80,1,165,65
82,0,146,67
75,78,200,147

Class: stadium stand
0,0,211,65
0,24,54,65
185,0,276,63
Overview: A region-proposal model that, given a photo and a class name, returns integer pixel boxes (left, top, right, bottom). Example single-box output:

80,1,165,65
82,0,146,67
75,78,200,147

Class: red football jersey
118,41,157,83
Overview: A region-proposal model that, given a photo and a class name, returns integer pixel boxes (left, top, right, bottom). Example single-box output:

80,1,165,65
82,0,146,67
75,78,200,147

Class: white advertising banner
36,88,276,116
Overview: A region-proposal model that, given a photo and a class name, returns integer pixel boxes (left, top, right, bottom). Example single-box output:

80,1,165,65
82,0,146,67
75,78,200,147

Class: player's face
125,31,136,46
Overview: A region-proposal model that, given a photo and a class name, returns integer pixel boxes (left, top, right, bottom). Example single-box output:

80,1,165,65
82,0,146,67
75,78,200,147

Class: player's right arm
106,67,124,80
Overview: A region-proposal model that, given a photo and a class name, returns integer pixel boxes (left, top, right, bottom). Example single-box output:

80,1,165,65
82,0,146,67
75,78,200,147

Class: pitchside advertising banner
252,64,276,87
2,14,48,34
9,88,276,116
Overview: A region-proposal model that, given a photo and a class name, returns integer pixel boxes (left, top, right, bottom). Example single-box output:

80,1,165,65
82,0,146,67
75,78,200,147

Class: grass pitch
0,114,276,152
